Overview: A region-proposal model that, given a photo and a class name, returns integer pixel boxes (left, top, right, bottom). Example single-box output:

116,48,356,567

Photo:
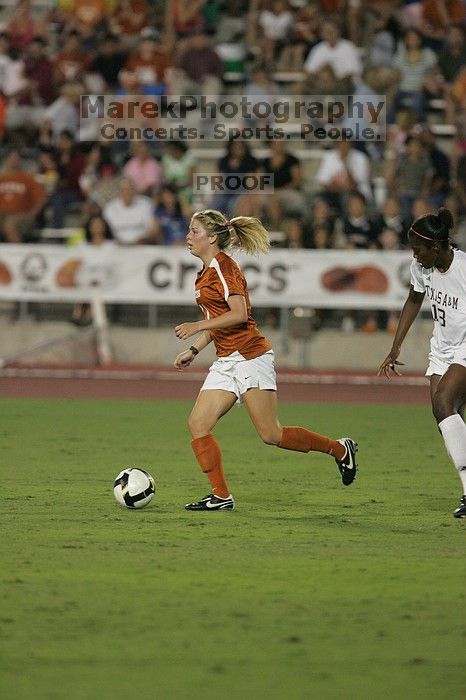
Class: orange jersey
195,251,272,360
0,174,46,215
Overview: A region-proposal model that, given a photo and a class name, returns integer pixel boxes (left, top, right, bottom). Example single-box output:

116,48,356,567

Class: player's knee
188,414,209,438
432,389,454,423
257,427,281,445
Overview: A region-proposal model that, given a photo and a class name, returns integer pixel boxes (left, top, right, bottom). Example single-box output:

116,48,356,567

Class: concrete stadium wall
0,319,434,372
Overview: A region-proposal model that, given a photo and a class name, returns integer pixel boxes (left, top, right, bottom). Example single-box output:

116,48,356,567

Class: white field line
0,367,428,386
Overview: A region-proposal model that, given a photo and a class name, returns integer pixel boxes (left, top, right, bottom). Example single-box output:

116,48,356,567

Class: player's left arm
175,295,247,339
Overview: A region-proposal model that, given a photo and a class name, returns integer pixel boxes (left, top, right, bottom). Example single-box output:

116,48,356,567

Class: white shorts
201,350,277,404
426,346,466,377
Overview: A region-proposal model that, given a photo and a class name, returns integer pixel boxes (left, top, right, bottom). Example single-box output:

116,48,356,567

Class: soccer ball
113,468,155,509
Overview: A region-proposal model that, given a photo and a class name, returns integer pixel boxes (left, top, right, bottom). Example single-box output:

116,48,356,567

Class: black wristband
189,345,199,356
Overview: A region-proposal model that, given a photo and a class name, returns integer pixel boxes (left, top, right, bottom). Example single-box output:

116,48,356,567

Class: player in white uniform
379,208,466,518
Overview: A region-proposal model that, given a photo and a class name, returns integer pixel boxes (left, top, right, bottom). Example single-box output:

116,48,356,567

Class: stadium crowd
0,0,465,330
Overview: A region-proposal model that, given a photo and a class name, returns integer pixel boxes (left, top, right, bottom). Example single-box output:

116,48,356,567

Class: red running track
0,366,431,404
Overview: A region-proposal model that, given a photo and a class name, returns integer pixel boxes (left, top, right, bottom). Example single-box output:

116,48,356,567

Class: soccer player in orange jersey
174,210,358,511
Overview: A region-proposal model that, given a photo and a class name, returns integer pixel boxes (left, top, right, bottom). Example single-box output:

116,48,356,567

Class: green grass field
2,397,465,700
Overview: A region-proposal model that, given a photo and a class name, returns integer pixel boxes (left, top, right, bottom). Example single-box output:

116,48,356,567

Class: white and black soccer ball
113,468,155,509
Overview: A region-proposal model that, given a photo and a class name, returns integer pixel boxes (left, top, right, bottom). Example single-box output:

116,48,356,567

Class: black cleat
336,438,358,486
185,494,235,511
453,495,466,518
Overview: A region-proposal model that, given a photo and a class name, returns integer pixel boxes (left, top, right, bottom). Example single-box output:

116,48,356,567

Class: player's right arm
378,285,425,377
174,331,212,370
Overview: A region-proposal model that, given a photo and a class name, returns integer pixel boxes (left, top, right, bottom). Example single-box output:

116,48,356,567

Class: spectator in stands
4,40,54,131
71,213,114,326
418,125,451,207
445,66,466,145
437,24,466,85
88,34,128,91
120,30,172,95
313,63,348,98
365,5,402,89
43,82,83,141
24,36,55,107
79,143,117,221
210,137,259,218
387,134,432,222
164,0,206,55
305,223,335,250
2,47,29,103
373,195,405,240
277,1,320,72
315,137,372,214
302,198,337,249
420,0,464,48
161,140,196,208
214,0,247,45
336,189,381,333
388,27,437,123
84,213,113,246
7,0,46,50
154,184,189,246
387,105,417,157
339,190,379,249
109,0,151,49
64,0,111,36
401,0,423,29
261,139,306,229
103,177,160,245
37,146,59,194
281,216,304,249
244,66,278,119
257,0,294,69
49,130,86,228
377,225,402,252
123,141,162,196
171,31,223,97
53,30,92,87
304,19,362,91
0,147,47,242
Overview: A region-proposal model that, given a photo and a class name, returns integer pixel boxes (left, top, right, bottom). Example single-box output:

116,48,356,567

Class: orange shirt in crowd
195,251,272,360
53,49,92,84
0,174,47,215
112,0,149,36
72,0,109,27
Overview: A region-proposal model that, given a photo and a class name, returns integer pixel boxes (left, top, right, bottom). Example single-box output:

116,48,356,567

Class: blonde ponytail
229,216,270,255
191,210,270,255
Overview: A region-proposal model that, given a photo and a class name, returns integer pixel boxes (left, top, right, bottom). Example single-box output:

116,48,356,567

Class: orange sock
278,426,345,460
191,433,230,498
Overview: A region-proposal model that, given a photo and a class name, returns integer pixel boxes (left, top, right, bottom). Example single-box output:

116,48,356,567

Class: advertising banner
0,245,413,310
